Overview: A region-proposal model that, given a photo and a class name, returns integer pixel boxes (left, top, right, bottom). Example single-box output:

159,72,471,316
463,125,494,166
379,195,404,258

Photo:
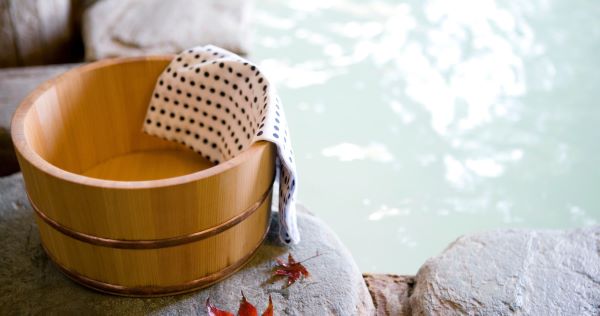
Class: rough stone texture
0,0,76,68
0,63,77,175
0,173,374,315
82,0,252,61
0,63,76,129
411,228,600,316
363,273,414,316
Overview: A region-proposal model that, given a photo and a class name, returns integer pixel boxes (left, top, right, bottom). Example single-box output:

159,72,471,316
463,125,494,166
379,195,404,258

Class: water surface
253,0,600,273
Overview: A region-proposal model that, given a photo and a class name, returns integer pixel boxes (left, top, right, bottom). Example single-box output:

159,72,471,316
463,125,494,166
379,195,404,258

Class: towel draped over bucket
142,45,300,244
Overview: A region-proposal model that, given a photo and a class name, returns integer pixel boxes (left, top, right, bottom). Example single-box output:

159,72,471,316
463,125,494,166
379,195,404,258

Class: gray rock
0,63,77,130
82,0,252,61
410,228,600,316
0,63,79,176
0,173,374,315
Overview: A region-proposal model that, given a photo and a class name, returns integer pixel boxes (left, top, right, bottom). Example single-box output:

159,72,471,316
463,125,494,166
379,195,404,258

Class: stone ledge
0,173,374,315
0,63,79,175
0,63,77,130
410,227,600,315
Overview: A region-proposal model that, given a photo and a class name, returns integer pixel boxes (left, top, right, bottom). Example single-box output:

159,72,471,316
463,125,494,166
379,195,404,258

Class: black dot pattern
143,45,300,244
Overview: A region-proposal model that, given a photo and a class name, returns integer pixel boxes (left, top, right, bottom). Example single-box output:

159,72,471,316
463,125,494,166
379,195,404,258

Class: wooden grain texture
82,148,215,181
11,57,276,294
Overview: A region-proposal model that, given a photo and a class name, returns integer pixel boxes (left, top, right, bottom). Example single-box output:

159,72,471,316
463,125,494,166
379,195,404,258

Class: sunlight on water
253,0,600,273
322,143,394,163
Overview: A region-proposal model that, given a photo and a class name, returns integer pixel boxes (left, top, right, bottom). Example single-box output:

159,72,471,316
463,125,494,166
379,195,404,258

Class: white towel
142,45,299,244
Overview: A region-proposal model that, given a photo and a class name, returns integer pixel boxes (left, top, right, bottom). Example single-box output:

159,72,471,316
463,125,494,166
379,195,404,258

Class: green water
252,0,600,274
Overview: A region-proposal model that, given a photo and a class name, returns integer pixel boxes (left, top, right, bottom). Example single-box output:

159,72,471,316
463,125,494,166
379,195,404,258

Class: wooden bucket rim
11,56,273,189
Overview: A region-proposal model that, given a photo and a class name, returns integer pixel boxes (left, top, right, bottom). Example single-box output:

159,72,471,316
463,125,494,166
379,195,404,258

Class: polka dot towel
142,45,300,245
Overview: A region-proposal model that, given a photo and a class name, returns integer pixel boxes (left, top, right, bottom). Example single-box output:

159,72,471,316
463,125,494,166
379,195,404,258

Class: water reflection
322,143,394,162
389,101,416,124
568,206,598,226
397,227,418,248
396,0,532,135
368,205,410,221
444,149,523,188
254,0,600,273
259,58,344,88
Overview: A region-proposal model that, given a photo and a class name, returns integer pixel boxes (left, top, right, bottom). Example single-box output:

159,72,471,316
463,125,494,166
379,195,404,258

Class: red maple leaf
273,252,320,286
206,298,234,316
262,295,273,316
206,293,274,316
238,292,258,316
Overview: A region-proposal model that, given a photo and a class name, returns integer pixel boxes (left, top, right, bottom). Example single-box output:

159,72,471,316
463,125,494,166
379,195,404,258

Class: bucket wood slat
11,57,276,296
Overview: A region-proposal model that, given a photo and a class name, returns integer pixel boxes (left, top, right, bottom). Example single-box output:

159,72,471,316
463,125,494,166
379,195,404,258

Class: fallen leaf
238,291,258,316
206,293,274,316
273,252,320,286
206,298,234,316
262,295,273,316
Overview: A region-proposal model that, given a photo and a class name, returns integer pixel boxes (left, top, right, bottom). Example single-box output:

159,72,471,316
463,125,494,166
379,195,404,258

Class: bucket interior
22,59,214,181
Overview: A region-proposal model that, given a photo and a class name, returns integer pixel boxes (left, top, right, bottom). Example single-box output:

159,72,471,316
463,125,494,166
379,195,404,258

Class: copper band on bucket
29,185,272,249
42,217,270,297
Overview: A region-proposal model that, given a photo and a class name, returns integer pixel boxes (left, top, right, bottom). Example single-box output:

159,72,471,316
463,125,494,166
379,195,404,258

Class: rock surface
410,228,600,316
0,63,76,129
82,0,252,61
0,173,374,315
363,274,414,316
0,64,78,175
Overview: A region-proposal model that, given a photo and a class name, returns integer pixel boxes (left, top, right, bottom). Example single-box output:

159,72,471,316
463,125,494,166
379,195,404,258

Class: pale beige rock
0,0,75,67
411,228,600,316
82,0,252,61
